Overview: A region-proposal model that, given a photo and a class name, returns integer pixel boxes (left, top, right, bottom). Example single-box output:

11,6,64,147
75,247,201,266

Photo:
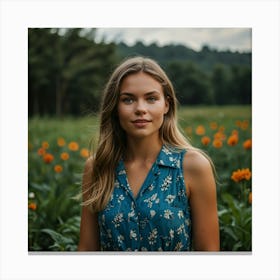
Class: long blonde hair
83,56,213,212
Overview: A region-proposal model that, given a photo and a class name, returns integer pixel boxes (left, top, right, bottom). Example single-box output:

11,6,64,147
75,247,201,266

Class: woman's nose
135,100,147,115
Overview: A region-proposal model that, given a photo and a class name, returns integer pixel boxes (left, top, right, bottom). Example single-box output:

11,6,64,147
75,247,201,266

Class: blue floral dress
98,145,192,251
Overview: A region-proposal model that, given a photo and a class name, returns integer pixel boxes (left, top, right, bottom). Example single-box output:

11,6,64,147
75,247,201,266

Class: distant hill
116,41,251,72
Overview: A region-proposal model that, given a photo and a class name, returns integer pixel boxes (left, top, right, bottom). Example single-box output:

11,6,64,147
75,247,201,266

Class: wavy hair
82,56,213,212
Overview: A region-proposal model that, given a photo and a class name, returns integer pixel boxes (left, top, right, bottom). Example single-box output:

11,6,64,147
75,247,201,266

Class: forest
28,28,251,117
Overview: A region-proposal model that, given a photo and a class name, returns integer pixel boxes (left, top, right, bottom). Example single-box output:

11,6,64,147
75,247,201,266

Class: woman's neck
124,136,163,163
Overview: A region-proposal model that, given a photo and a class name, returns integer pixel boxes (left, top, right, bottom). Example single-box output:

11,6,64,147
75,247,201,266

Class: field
28,105,252,251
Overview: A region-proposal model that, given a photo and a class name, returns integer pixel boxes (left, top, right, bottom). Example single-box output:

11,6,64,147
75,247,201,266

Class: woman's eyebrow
120,90,160,96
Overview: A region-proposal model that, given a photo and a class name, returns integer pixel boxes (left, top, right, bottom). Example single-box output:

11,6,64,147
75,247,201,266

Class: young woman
78,56,219,251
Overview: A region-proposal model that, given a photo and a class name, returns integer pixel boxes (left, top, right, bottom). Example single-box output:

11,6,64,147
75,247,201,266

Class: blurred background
28,28,251,117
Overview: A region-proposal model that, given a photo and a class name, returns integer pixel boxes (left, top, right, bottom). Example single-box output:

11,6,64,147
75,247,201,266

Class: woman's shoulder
183,148,213,175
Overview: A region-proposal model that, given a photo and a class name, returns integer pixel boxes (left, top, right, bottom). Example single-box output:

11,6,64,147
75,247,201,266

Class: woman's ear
164,95,170,114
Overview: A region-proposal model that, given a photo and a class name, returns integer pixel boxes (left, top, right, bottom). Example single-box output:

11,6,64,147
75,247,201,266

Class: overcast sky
95,28,251,52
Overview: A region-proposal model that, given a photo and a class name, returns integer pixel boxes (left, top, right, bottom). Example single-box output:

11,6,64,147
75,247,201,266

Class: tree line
28,28,251,117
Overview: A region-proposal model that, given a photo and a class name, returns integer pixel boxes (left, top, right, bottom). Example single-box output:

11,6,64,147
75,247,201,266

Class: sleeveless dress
98,145,192,251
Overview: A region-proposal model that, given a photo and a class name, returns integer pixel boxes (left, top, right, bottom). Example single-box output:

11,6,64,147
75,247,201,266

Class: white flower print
118,169,126,175
169,229,174,239
117,194,124,203
174,241,183,251
178,210,184,219
144,193,158,208
148,184,155,191
165,194,176,204
162,145,172,155
150,210,156,218
112,213,124,228
128,210,135,219
176,224,185,235
164,209,173,219
117,234,124,244
160,175,172,191
169,156,174,162
148,228,158,245
129,230,137,240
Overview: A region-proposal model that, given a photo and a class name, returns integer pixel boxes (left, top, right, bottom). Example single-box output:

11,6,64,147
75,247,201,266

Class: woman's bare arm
78,157,100,251
183,150,220,251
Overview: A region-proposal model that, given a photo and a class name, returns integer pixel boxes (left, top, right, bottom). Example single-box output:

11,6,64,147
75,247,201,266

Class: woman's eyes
121,96,158,104
147,96,158,102
122,97,134,104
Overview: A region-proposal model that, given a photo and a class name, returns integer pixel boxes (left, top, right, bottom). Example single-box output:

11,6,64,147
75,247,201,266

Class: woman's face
117,71,169,140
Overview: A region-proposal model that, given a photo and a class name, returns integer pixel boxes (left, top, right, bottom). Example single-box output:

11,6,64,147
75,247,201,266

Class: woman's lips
132,119,151,128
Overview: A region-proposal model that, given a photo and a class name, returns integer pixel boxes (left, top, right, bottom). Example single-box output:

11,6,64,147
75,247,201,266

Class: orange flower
201,136,211,146
80,148,90,158
195,125,205,136
227,134,239,146
57,137,66,147
43,153,54,164
241,120,249,130
37,148,46,156
231,168,252,183
212,139,223,148
54,165,63,173
68,141,79,151
210,122,218,130
60,152,70,161
218,126,225,132
214,131,226,141
42,141,49,149
235,120,242,127
243,139,252,150
248,192,252,204
28,202,37,211
231,129,239,136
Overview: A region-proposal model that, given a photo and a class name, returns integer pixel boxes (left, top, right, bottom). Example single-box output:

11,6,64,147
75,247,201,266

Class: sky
95,28,251,53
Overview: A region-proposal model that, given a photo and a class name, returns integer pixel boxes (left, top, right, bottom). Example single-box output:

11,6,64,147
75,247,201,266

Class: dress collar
116,145,183,174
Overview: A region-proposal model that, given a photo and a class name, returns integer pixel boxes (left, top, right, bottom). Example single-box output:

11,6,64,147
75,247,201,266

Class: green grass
28,105,252,251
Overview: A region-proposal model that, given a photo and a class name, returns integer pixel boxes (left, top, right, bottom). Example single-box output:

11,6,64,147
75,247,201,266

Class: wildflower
54,165,63,173
241,120,249,130
231,129,239,136
227,134,238,146
37,148,46,156
231,168,252,183
212,139,223,148
68,141,79,151
248,192,252,204
57,137,66,147
214,131,226,141
43,153,54,164
243,139,252,150
218,126,225,132
28,192,35,198
60,152,70,161
235,120,242,127
41,141,49,149
210,122,218,130
201,136,211,146
195,125,205,136
80,148,89,158
28,202,37,211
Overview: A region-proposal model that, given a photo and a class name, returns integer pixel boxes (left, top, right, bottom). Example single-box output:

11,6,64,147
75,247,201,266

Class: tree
28,28,118,117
